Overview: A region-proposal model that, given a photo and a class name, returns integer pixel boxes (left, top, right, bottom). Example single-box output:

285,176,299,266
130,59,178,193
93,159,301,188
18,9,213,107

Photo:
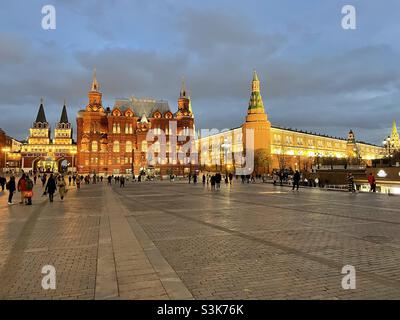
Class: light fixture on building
377,169,387,178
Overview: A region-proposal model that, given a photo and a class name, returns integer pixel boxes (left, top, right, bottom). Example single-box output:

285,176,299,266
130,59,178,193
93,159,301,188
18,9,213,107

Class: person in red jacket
17,173,27,204
368,172,376,193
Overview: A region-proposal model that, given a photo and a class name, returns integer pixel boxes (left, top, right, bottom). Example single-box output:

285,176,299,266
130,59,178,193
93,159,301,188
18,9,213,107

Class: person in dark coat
292,170,301,191
41,174,47,187
0,175,6,191
45,174,57,203
6,175,16,204
215,173,222,189
210,175,216,190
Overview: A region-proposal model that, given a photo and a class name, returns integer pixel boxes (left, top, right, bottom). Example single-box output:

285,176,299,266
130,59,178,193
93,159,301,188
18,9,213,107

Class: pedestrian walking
58,176,67,200
0,175,6,191
229,173,233,185
368,172,376,193
41,173,47,188
347,172,355,193
6,175,16,205
210,175,216,190
45,174,57,203
17,173,27,204
25,175,34,205
215,173,221,189
68,175,72,186
120,176,125,188
292,170,301,191
272,171,278,185
202,174,206,185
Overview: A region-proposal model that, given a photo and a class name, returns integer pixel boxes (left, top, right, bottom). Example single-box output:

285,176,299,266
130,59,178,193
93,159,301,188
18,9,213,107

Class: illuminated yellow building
21,99,77,173
197,71,384,173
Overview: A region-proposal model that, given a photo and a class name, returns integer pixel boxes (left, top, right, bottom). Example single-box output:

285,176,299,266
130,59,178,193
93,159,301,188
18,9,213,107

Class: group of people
190,172,235,190
0,172,72,205
3,173,34,205
106,174,150,186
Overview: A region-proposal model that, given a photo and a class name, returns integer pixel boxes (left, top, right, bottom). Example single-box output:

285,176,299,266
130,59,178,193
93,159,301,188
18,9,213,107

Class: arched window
141,140,147,152
126,141,132,153
113,141,120,153
92,141,98,152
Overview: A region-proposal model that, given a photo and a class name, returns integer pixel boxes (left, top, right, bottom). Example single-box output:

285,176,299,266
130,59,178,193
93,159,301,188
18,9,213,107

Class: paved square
1,179,400,299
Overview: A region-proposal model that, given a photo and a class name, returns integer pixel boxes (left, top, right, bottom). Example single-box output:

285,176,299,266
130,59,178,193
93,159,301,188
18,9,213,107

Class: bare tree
275,143,287,171
254,149,270,174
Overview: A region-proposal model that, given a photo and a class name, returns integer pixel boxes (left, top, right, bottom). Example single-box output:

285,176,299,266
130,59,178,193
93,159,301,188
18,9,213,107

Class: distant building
0,128,22,172
76,70,195,176
4,135,22,170
20,100,77,173
197,71,384,174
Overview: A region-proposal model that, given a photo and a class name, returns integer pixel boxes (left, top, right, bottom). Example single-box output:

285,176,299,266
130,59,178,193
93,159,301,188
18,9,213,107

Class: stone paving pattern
1,179,400,299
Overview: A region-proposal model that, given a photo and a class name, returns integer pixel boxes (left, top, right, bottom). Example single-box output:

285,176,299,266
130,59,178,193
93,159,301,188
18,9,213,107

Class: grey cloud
177,8,284,56
0,33,29,64
75,48,189,103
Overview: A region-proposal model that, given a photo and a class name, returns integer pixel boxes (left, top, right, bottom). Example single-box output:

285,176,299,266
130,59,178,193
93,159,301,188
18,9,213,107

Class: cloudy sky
0,0,399,145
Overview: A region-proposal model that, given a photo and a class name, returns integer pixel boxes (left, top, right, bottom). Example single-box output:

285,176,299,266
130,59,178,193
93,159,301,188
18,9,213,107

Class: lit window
113,141,120,152
92,141,98,152
126,141,132,153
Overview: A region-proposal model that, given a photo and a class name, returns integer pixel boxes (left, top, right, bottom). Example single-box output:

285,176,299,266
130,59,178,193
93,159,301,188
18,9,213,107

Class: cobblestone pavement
1,180,400,299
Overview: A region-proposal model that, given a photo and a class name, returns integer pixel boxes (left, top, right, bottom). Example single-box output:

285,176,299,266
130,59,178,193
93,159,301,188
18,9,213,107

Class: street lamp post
131,148,135,178
70,150,77,173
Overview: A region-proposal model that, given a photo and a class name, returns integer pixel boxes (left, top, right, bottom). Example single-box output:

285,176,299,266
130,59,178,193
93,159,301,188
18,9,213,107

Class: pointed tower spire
60,101,69,124
180,76,187,98
248,70,264,113
391,119,400,150
91,68,99,92
87,69,103,111
35,98,47,123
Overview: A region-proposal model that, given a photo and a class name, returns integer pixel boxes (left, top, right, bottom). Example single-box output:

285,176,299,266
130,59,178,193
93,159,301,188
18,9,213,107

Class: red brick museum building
76,71,195,176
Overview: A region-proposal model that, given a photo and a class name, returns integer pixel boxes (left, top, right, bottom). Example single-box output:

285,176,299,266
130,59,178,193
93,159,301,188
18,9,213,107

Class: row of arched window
90,140,186,153
112,141,133,153
112,109,173,119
